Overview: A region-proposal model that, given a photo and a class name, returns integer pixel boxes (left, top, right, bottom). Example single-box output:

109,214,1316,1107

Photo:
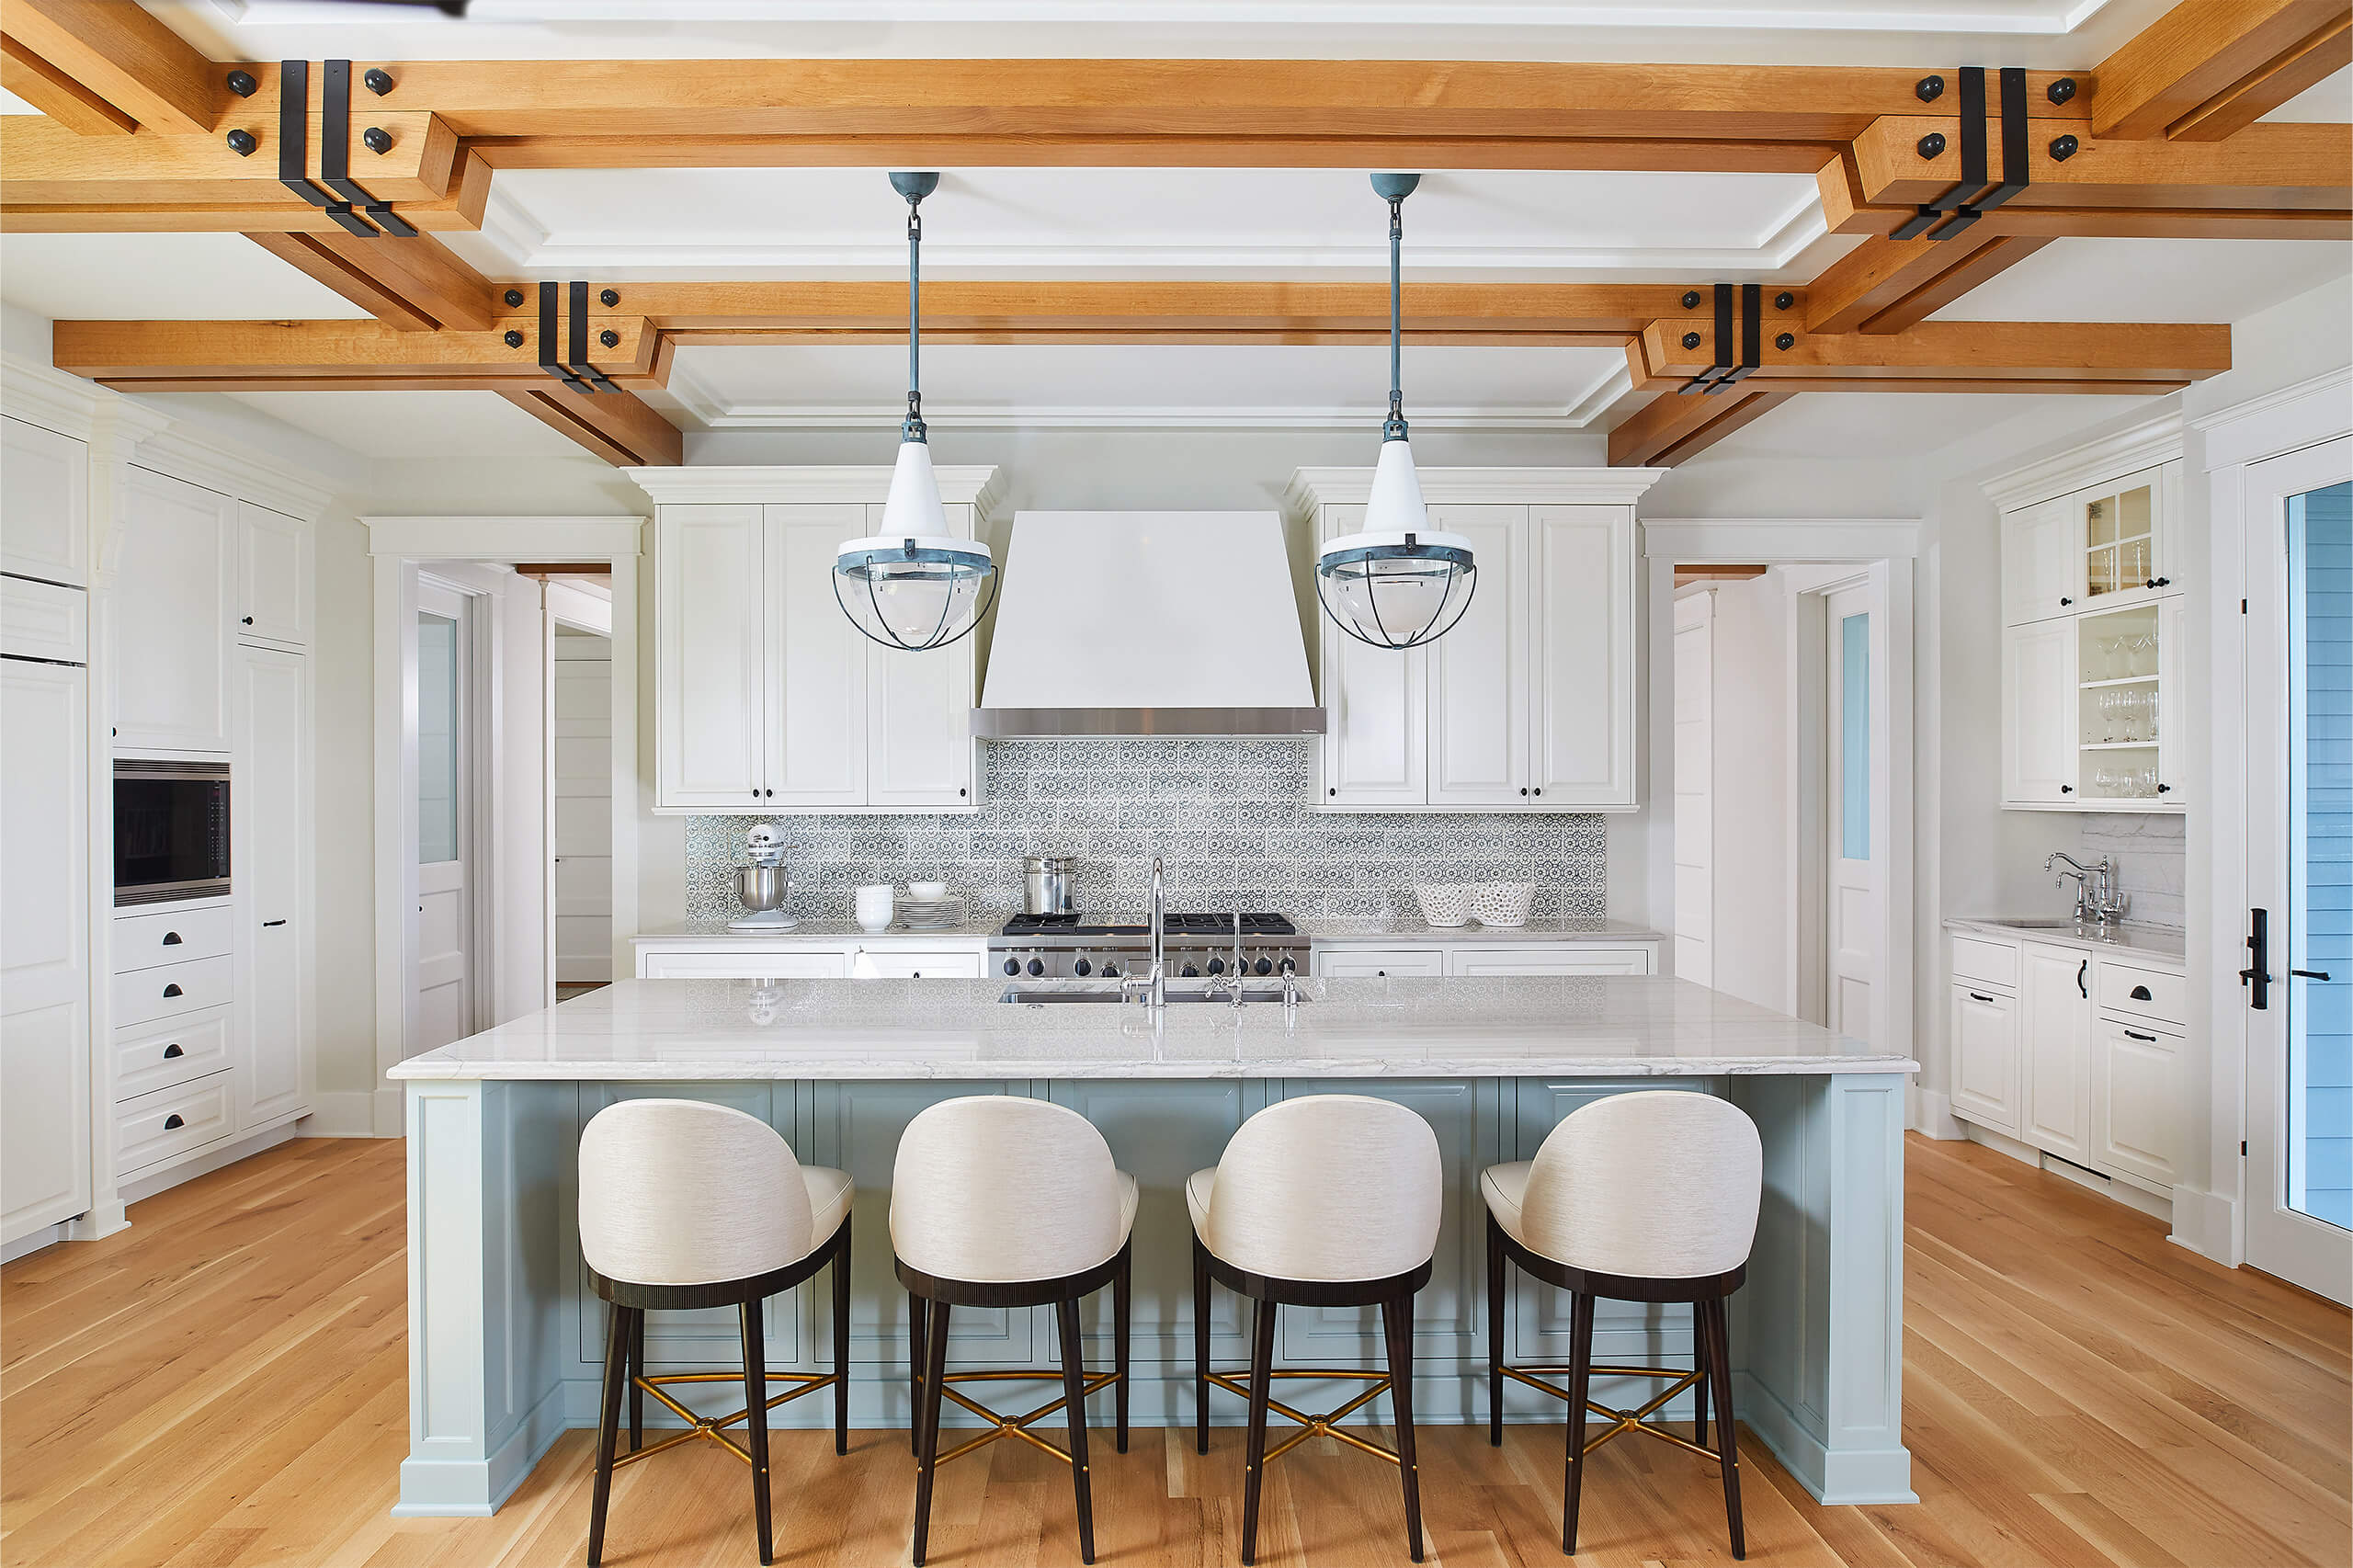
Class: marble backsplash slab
2076,813,2185,929
684,739,1606,925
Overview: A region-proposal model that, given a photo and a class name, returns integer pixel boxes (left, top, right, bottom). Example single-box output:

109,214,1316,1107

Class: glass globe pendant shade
834,451,996,656
1315,519,1477,651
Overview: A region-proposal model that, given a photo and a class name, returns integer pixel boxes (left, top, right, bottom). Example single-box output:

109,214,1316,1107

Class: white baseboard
306,1091,397,1138
2,1222,67,1264
119,1122,300,1204
373,1085,404,1138
1910,1088,1968,1141
2166,1183,2240,1265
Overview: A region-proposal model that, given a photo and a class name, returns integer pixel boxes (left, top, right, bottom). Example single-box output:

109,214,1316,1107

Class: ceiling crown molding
1980,409,2186,511
622,463,1008,520
130,424,344,522
1283,465,1665,514
0,352,161,445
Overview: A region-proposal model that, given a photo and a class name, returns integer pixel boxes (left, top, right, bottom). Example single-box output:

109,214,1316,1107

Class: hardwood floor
2,1134,2344,1567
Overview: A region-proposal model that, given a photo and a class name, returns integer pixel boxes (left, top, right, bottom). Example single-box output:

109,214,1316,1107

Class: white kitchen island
387,974,1918,1517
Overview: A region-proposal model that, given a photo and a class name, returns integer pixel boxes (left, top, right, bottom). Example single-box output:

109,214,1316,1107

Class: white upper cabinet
1289,470,1657,813
2,415,89,586
113,467,236,755
2001,495,2075,625
2002,619,2077,805
637,468,1002,813
234,642,310,1130
656,505,768,811
236,501,311,648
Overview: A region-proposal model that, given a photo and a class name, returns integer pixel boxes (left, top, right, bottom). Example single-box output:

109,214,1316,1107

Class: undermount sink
998,983,1305,1006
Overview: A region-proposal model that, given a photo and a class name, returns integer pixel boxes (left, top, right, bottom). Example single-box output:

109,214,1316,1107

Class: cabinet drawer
1449,945,1653,977
111,954,233,1028
852,948,986,979
0,574,85,662
2096,960,2184,1025
113,1006,233,1101
1313,948,1447,979
115,1074,233,1176
637,949,851,980
114,905,233,971
1950,936,2019,989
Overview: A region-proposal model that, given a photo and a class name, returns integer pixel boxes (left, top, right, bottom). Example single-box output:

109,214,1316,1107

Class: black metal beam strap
278,61,375,236
540,281,585,392
1721,282,1762,385
320,60,416,237
1682,282,1738,395
1923,66,1989,240
1977,66,2030,211
566,279,620,393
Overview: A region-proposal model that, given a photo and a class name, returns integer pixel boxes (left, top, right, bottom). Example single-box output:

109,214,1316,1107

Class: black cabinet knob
241,616,253,625
1532,788,1541,797
1519,788,1528,796
164,983,183,997
1003,958,1021,976
2060,596,2073,606
164,1043,184,1058
164,1114,184,1131
2060,784,2075,793
1328,787,1336,797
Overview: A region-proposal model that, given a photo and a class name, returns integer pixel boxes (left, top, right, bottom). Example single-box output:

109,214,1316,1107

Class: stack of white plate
895,892,966,931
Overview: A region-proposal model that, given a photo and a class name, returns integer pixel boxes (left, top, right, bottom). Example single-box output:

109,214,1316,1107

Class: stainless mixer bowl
735,864,792,913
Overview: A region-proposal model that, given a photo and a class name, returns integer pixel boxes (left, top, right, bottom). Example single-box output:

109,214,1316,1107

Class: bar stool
1188,1094,1444,1565
577,1098,854,1568
892,1096,1136,1567
1482,1090,1763,1560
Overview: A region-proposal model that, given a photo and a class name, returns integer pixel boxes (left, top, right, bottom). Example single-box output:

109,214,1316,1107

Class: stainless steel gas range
988,913,1305,981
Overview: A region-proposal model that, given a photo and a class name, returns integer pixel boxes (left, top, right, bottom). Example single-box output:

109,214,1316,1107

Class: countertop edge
390,1059,1920,1083
1942,916,2187,966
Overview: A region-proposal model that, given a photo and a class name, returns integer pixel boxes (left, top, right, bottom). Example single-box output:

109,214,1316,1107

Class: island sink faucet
1124,856,1169,1011
2045,851,2127,925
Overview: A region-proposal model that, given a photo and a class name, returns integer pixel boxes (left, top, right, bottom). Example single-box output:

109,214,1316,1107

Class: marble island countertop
1944,916,2186,965
388,975,1916,1082
633,916,1665,947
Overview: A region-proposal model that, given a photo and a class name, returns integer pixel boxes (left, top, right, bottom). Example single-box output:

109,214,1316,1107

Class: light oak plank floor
3,1135,2345,1567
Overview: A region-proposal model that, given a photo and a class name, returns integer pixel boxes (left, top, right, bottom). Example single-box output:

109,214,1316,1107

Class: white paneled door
411,583,472,1055
1825,581,1875,1040
551,628,613,984
2243,437,2353,1304
1671,592,1713,985
235,643,308,1128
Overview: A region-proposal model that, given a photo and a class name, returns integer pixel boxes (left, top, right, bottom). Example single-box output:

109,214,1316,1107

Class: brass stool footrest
613,1369,842,1470
911,1368,1121,1469
1203,1368,1404,1467
1498,1362,1719,1462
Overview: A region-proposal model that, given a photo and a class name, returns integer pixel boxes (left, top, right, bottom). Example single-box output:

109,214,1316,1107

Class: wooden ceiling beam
500,386,681,467
1608,385,1792,466
1804,228,2053,334
1850,117,2350,213
0,34,134,136
1633,317,2230,389
243,231,504,333
0,0,218,136
51,317,661,387
2091,0,2353,141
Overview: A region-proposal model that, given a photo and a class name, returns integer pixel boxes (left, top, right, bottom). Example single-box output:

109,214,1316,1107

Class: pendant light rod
1370,171,1419,439
890,170,938,439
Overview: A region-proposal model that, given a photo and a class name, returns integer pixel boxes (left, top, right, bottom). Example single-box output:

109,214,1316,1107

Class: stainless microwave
114,761,230,905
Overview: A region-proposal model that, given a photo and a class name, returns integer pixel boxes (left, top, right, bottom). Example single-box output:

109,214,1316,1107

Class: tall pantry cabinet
1,365,323,1254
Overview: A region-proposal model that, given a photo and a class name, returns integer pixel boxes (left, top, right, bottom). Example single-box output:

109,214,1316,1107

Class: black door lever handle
2292,969,2331,981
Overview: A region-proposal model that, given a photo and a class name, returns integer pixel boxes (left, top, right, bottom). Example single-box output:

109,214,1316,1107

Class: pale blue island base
387,975,1919,1517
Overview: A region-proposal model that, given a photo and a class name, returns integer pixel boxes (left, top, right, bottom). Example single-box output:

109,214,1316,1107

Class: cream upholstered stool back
892,1094,1130,1284
579,1097,814,1287
1193,1093,1444,1282
1519,1089,1762,1277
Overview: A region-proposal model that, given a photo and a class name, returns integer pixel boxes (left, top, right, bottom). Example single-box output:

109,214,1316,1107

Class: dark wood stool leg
627,1308,645,1453
1486,1216,1506,1446
1382,1296,1426,1563
908,1289,926,1456
1192,1237,1213,1455
911,1298,950,1568
1690,1301,1711,1449
1240,1298,1276,1567
1563,1290,1595,1556
742,1301,773,1566
832,1229,852,1456
1057,1297,1097,1564
586,1300,628,1568
1113,1246,1131,1454
1704,1298,1745,1560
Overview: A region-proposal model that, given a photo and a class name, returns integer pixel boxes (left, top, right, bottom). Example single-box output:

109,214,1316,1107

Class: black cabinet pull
263,919,287,927
2076,959,2087,998
164,1114,185,1130
1532,787,1542,797
163,1043,184,1058
1328,787,1336,797
2292,968,2332,981
1968,991,1995,1004
163,983,183,998
2123,1028,2158,1042
241,616,254,626
2157,783,2172,793
959,788,967,798
2130,983,2152,1000
2060,784,2075,793
162,931,183,946
1519,788,1529,796
2060,596,2073,606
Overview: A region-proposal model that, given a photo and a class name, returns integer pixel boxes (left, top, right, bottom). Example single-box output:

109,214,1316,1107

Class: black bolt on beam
321,61,415,236
540,281,585,392
566,280,620,392
278,62,375,236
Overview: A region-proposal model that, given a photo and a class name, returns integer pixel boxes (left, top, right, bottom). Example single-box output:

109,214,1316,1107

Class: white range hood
973,510,1324,737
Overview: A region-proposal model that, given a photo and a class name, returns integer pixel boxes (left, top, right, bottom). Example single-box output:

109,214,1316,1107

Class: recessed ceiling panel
449,165,1830,282
224,391,589,459
1927,238,2350,324
0,233,373,322
665,341,1631,428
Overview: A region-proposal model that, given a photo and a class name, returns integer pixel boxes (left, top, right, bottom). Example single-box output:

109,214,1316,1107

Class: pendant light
834,171,997,653
1314,172,1477,651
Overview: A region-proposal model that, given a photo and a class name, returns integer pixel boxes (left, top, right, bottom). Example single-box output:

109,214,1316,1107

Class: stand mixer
728,824,801,932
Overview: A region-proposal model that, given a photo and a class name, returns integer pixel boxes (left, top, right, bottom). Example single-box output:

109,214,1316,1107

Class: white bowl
1413,884,1472,928
907,881,948,902
1470,882,1537,927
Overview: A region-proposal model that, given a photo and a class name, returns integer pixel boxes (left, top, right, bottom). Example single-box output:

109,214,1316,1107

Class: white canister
855,883,894,932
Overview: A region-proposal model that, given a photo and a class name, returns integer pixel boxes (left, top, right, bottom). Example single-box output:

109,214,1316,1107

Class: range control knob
1101,962,1120,978
1206,957,1226,975
1003,958,1021,976
1027,957,1046,977
1279,957,1297,975
1074,957,1092,976
1181,962,1199,978
1254,957,1273,976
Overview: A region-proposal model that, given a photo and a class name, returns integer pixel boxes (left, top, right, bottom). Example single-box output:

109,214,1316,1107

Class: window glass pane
417,610,459,866
1840,611,1870,861
2290,480,2353,1231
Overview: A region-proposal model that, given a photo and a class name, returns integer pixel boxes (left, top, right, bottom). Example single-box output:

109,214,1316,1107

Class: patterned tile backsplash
684,740,1607,924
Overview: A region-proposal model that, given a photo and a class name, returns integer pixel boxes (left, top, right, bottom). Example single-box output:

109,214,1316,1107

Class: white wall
1708,570,1793,1012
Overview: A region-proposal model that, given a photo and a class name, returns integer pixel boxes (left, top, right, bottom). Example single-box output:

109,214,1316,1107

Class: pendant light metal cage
833,535,998,653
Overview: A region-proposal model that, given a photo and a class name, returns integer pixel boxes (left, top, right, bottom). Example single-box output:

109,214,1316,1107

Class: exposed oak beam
1849,117,2351,215
2092,0,2353,140
1804,230,2053,334
0,0,216,135
1608,386,1792,466
244,231,502,333
1633,318,2230,389
500,387,681,467
51,317,661,388
0,34,133,135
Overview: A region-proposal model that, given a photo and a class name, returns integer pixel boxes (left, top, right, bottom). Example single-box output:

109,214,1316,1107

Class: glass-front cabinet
2079,475,2164,608
2002,461,2174,626
2074,603,2177,805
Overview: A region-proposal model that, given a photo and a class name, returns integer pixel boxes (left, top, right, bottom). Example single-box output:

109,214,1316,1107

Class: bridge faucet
2045,851,2125,925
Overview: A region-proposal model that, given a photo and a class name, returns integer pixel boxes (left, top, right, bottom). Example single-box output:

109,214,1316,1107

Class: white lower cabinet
639,949,852,980
2018,943,2093,1163
1314,948,1447,979
114,1074,235,1176
1948,982,2020,1134
235,644,309,1130
1313,941,1657,979
2093,1017,2179,1189
851,946,987,979
113,1008,233,1101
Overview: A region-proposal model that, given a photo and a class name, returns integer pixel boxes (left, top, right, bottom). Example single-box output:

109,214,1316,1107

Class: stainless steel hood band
970,707,1327,738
